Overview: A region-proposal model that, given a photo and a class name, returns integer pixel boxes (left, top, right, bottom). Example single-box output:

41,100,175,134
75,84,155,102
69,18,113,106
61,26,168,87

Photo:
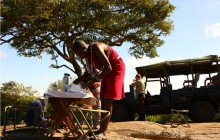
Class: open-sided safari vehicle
111,55,220,122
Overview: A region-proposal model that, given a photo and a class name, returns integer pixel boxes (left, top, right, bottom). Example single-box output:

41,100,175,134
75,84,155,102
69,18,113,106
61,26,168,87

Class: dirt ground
107,121,220,140
1,121,220,140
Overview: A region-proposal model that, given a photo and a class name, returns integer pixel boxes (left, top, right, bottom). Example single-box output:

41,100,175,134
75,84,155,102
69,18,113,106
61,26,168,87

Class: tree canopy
1,0,175,76
0,81,38,96
48,80,62,91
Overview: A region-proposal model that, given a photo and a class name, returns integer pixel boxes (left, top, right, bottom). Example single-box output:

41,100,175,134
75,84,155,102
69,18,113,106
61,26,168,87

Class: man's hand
73,78,80,84
73,72,92,84
81,78,96,89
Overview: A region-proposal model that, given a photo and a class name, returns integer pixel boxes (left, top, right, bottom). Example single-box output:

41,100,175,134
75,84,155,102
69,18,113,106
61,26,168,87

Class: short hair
136,74,141,79
72,40,87,51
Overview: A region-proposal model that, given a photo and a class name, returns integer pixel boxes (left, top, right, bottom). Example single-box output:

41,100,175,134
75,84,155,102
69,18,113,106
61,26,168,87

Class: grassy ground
134,112,220,123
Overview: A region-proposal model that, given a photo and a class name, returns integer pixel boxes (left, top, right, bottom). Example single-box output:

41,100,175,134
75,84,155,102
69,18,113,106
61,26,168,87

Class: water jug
62,73,70,92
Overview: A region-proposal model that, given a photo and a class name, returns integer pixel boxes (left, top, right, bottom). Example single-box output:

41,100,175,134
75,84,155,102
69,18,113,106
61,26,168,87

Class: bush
145,113,220,123
145,114,179,123
1,93,36,125
214,113,220,122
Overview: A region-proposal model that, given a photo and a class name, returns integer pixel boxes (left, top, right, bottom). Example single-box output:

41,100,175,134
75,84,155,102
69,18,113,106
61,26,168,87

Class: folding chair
2,105,44,139
68,105,110,140
170,109,190,128
45,97,80,137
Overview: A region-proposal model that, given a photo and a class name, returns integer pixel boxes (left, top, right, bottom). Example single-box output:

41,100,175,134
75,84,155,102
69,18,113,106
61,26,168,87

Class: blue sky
1,0,220,96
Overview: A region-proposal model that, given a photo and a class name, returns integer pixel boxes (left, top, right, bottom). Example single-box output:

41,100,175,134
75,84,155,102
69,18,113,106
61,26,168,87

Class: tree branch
51,64,75,73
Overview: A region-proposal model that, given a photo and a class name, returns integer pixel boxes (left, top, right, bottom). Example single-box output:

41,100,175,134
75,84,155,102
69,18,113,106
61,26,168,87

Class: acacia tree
1,0,175,77
48,80,62,91
0,81,38,96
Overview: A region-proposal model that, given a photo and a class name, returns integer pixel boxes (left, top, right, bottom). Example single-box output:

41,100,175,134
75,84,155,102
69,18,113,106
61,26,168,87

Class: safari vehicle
111,55,220,122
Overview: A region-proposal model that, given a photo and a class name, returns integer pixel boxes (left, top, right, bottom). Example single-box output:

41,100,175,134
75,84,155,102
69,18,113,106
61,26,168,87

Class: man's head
72,40,88,58
135,74,141,79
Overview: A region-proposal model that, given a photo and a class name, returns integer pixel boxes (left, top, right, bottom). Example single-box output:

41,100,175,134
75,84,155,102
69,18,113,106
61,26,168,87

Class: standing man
130,74,146,121
72,40,125,139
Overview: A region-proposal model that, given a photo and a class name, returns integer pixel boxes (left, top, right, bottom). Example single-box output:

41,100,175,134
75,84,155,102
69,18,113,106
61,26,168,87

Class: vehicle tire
190,101,215,122
111,102,129,122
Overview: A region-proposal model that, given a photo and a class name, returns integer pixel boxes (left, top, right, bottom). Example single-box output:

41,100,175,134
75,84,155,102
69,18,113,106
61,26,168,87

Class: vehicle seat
183,73,200,87
160,84,172,105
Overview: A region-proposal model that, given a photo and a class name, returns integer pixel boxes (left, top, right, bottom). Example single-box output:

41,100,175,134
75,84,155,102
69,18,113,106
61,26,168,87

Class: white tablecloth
43,90,97,112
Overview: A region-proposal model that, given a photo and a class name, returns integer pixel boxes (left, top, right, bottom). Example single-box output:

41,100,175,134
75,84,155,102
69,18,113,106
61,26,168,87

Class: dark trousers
137,93,145,121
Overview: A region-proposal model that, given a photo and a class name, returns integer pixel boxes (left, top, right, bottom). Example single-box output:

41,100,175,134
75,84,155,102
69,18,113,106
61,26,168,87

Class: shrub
1,93,36,125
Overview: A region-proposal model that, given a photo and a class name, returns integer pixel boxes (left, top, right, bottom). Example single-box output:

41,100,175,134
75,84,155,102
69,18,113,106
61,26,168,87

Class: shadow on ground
1,127,81,140
1,127,190,140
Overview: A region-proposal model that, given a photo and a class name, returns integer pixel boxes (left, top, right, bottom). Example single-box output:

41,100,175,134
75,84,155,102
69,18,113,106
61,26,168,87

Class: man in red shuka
72,40,125,140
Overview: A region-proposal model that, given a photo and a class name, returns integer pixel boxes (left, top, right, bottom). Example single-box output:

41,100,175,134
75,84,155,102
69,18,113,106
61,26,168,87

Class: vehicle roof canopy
136,55,220,78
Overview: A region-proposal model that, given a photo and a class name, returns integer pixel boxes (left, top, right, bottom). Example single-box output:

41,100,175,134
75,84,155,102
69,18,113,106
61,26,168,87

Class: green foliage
145,114,179,123
48,79,62,91
145,113,220,123
214,113,220,122
1,0,175,77
0,81,38,96
0,81,40,125
0,93,37,125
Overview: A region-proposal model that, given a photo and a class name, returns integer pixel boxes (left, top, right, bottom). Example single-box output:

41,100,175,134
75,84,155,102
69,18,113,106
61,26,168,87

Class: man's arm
73,72,91,84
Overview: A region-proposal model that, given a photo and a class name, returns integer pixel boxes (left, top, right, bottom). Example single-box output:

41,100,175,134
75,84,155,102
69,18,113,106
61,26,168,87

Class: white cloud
0,51,7,58
204,22,220,38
